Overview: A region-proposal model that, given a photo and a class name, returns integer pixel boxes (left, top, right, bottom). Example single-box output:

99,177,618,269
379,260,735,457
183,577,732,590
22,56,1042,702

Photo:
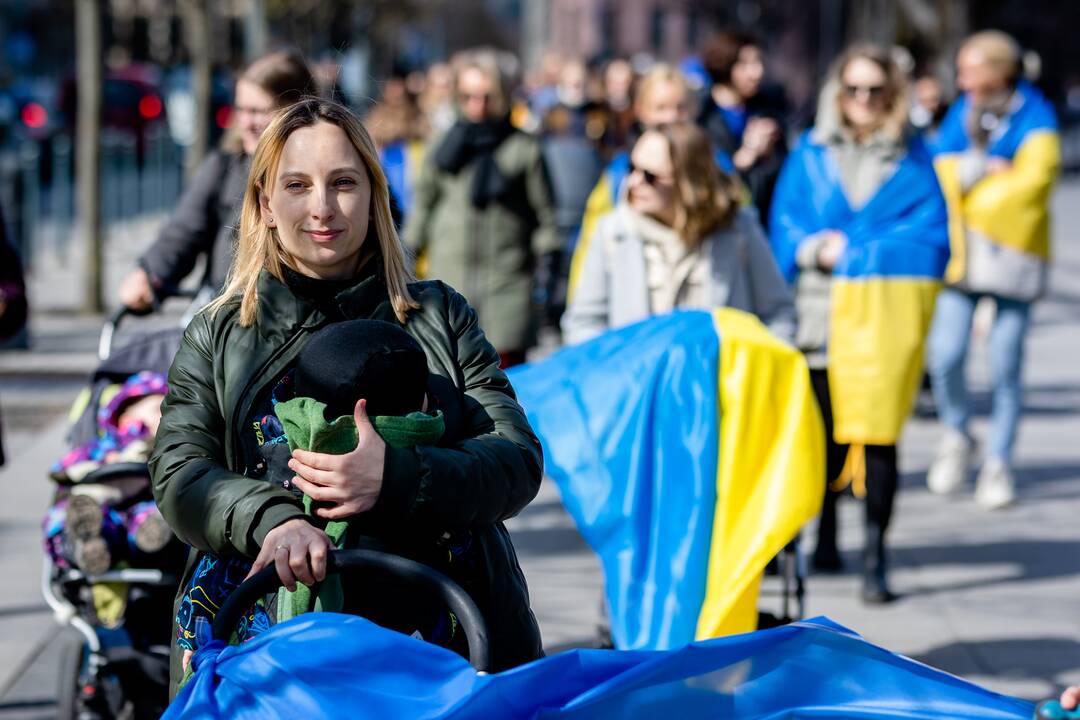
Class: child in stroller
175,319,466,677
42,320,188,720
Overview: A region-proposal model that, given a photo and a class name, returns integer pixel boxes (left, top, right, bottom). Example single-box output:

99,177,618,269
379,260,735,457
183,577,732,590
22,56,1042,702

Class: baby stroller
42,305,189,720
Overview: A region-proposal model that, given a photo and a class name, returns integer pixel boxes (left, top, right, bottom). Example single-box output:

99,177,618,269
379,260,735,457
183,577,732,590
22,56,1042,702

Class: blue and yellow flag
770,133,949,459
508,309,824,649
930,81,1060,283
166,613,1033,719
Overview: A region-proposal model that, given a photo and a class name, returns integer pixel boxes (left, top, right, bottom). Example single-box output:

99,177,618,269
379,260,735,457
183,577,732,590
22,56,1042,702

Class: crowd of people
82,24,1061,694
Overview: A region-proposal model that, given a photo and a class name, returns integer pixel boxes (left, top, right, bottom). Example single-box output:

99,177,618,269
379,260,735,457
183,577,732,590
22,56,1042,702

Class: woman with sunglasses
770,44,950,603
405,48,558,369
561,121,794,346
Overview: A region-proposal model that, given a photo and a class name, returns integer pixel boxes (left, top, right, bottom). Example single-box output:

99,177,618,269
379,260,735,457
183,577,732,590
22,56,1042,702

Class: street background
0,180,1077,716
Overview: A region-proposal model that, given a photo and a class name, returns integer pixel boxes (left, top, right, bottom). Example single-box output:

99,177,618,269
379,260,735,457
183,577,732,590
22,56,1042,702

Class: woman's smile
304,228,344,243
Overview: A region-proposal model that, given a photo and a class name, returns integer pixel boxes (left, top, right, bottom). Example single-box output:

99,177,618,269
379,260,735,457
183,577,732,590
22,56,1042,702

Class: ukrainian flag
930,81,1060,283
507,308,824,649
770,133,949,459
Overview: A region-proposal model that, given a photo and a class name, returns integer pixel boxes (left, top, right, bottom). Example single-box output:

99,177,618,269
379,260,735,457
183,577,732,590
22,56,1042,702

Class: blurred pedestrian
405,48,558,368
569,65,737,297
366,75,430,220
419,62,456,135
770,44,950,603
601,58,636,153
562,122,794,345
910,75,948,138
118,50,315,311
538,59,606,329
700,30,789,227
0,199,27,466
925,30,1061,509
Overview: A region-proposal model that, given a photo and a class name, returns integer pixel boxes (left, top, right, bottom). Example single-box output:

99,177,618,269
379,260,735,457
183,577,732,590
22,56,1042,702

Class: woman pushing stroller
150,98,545,695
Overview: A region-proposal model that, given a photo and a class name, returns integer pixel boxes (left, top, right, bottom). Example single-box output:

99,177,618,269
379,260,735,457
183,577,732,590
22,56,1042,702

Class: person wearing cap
151,98,543,694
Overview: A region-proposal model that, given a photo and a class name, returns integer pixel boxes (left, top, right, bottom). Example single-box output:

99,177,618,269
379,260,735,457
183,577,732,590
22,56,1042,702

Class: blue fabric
165,613,1033,719
928,288,1031,461
931,81,1058,159
508,311,720,650
605,147,735,205
381,142,413,217
718,105,749,144
769,131,950,282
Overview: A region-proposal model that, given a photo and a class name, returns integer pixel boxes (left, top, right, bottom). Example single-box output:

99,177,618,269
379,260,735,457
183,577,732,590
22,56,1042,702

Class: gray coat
139,150,249,296
562,204,796,345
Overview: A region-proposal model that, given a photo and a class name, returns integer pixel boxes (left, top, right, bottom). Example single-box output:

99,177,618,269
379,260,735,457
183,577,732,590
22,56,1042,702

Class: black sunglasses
629,160,668,187
843,84,887,100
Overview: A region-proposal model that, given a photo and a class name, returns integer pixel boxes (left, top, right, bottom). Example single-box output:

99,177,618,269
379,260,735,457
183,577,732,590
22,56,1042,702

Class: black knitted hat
293,319,428,419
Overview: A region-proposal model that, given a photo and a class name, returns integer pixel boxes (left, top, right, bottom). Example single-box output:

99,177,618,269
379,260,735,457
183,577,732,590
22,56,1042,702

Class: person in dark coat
698,29,790,227
0,200,28,466
151,98,543,695
118,50,315,310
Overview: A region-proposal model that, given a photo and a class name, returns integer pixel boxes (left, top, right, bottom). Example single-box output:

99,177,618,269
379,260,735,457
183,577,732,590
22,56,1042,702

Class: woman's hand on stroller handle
288,398,386,520
246,518,331,592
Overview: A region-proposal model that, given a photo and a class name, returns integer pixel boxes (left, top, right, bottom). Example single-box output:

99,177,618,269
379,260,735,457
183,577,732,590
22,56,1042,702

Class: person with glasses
118,51,315,311
561,121,794,346
770,44,950,603
405,48,558,369
925,31,1061,510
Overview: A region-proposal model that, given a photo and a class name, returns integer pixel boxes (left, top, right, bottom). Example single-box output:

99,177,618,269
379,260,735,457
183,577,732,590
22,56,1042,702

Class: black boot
812,489,843,573
861,522,897,604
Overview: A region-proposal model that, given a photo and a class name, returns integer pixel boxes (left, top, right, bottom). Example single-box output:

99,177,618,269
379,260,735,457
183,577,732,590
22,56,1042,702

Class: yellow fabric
567,175,615,302
937,131,1061,284
828,278,939,446
92,582,129,628
833,443,867,499
695,308,825,639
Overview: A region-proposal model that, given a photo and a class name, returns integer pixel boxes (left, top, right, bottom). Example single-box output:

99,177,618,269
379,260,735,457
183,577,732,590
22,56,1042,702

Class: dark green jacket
150,269,544,692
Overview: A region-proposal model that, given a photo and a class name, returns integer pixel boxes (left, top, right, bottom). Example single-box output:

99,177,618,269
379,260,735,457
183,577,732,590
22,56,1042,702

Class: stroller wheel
56,629,89,720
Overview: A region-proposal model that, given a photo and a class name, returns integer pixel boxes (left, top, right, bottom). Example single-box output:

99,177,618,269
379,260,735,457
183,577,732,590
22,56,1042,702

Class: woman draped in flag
925,31,1061,510
770,44,950,603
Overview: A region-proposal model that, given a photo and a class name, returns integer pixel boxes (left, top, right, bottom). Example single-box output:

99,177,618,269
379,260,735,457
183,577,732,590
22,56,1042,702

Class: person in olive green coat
405,48,559,367
150,98,544,695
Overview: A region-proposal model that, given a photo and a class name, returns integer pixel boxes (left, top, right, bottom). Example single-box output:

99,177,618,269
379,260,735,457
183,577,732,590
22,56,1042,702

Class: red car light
21,102,47,129
215,105,232,129
139,95,163,120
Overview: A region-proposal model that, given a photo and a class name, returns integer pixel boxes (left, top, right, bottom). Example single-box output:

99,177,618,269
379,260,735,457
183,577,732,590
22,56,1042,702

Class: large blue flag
508,309,824,648
166,612,1032,719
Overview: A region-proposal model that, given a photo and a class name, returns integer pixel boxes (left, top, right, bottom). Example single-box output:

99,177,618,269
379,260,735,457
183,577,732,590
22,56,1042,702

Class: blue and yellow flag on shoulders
770,133,949,463
508,309,824,649
930,81,1060,283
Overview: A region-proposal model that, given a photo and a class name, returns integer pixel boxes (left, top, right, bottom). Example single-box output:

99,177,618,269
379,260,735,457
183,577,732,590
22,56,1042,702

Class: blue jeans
928,288,1031,462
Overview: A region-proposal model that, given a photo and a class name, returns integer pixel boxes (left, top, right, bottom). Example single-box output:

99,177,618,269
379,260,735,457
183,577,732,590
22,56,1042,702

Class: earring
268,217,274,225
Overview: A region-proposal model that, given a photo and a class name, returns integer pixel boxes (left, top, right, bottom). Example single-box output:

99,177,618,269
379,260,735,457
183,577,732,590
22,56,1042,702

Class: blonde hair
649,122,741,246
209,98,419,326
961,30,1022,86
827,43,910,141
634,63,691,112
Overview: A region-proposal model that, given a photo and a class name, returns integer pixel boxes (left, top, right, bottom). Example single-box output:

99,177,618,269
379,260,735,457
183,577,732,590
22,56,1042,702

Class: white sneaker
975,458,1016,510
927,430,973,495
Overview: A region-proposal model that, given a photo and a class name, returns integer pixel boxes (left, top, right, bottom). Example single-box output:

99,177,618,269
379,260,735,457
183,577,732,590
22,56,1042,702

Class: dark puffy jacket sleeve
138,152,225,289
376,288,543,530
149,313,305,557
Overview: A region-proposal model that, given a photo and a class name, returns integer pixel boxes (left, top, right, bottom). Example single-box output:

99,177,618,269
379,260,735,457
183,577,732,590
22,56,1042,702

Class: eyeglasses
629,160,671,187
842,84,887,101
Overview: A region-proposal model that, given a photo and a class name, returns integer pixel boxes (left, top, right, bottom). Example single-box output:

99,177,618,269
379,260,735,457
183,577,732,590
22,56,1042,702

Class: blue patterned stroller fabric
165,614,1032,719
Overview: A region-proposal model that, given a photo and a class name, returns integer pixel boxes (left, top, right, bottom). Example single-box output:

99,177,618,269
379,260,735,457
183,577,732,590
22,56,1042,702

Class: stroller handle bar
99,286,201,361
211,549,491,672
